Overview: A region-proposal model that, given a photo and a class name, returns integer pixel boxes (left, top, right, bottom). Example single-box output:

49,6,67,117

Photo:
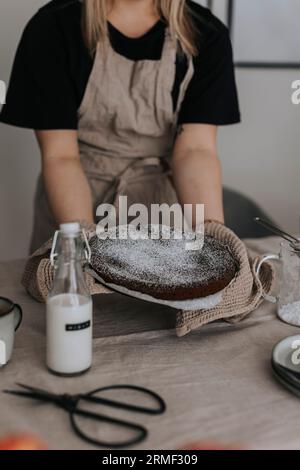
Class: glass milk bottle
46,223,93,376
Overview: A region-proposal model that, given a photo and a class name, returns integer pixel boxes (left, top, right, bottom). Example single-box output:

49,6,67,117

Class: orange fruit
0,434,47,451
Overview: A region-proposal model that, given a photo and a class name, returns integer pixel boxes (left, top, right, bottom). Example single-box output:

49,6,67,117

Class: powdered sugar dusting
90,225,236,292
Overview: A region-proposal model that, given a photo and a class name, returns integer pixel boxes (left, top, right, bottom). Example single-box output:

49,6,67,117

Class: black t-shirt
0,0,241,130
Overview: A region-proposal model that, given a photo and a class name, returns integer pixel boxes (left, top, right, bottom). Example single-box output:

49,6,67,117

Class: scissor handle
69,385,166,448
70,407,148,449
81,384,166,415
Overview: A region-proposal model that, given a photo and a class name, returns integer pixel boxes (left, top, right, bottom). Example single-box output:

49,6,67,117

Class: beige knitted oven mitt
175,221,275,337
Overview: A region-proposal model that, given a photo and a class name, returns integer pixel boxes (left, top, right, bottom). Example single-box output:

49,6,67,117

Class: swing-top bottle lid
60,222,80,236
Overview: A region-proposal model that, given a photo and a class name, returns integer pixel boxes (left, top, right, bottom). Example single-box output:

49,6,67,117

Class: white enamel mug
0,297,22,366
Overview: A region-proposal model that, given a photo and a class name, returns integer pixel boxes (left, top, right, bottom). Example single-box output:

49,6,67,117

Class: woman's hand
171,123,224,229
35,130,94,227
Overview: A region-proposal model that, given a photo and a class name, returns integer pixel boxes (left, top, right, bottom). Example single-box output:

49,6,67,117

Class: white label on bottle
66,321,91,332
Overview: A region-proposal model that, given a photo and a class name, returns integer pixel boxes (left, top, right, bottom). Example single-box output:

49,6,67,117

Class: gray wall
0,0,299,261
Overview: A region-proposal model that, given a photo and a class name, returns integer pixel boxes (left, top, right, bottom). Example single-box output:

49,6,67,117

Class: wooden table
1,237,300,450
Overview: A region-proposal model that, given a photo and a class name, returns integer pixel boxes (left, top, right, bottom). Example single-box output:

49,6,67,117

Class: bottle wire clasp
50,228,91,268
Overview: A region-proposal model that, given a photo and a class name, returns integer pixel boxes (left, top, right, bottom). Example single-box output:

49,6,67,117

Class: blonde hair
82,0,198,57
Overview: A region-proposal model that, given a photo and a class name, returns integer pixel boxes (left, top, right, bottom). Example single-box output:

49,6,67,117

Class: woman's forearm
172,149,224,227
42,156,94,226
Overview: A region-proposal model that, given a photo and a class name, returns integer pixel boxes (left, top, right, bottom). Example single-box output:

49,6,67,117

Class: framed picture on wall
192,0,231,28
230,0,300,68
193,0,300,69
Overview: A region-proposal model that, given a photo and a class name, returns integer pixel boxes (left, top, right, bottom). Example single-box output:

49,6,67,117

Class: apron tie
102,156,172,207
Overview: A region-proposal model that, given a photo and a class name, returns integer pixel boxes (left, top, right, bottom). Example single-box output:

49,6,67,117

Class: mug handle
13,304,23,331
256,254,280,304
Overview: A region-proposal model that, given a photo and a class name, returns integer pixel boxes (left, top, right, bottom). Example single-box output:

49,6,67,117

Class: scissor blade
3,385,62,405
17,383,52,395
16,383,61,401
16,383,39,391
3,390,44,400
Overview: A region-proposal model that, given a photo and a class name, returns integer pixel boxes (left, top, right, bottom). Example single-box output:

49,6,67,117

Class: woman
0,0,240,252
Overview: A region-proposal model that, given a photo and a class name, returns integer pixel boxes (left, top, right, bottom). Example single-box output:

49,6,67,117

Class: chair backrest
223,187,277,239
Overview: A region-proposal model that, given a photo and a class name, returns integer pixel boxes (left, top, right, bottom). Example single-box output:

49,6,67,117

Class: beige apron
30,29,194,253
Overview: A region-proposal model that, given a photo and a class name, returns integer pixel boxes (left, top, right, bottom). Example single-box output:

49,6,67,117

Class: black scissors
4,383,166,448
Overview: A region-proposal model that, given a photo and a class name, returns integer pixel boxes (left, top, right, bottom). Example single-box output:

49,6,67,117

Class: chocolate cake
89,226,238,301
